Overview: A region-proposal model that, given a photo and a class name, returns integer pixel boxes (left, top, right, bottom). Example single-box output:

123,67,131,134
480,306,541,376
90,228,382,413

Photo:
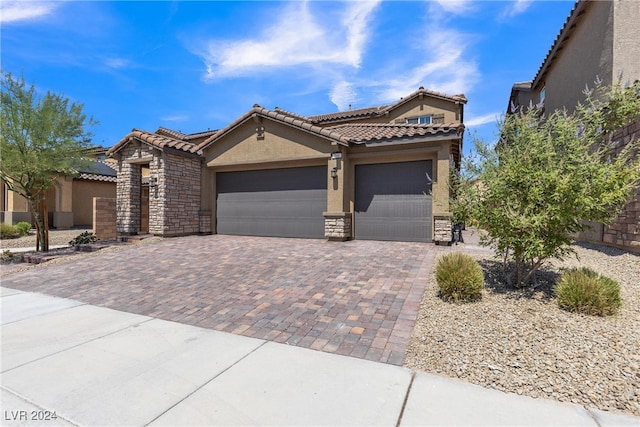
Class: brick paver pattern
2,235,440,365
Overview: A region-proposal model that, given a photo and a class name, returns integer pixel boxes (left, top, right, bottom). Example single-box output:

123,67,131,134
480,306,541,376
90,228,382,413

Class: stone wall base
434,215,452,243
324,212,352,241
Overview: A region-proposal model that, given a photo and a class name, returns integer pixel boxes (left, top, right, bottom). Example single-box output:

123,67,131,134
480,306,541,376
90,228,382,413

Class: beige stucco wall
535,1,613,113
72,180,116,226
4,186,29,212
204,120,334,168
201,112,459,240
612,0,640,84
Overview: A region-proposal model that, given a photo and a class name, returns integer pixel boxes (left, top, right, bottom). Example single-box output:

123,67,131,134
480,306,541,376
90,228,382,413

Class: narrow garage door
216,166,327,238
355,161,432,242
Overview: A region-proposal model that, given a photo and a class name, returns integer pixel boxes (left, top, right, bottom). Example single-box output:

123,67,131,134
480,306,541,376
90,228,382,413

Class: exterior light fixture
149,177,158,187
331,167,338,179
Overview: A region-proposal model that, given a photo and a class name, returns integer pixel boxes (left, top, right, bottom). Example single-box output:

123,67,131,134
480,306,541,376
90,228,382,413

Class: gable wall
204,120,333,169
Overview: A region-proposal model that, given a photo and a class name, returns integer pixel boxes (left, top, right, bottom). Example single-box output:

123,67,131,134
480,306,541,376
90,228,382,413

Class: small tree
0,72,96,251
454,81,640,287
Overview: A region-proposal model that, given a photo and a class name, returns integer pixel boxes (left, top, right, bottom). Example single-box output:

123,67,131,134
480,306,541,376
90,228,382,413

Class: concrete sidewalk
1,287,638,427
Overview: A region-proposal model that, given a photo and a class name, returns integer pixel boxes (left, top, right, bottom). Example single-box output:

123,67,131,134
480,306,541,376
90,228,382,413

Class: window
406,115,432,125
539,86,546,106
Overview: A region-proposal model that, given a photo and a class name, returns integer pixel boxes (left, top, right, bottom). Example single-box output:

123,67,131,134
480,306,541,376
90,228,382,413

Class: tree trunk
30,199,49,252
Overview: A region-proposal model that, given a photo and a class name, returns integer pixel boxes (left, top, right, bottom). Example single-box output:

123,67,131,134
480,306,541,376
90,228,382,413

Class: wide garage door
355,161,432,242
216,166,327,238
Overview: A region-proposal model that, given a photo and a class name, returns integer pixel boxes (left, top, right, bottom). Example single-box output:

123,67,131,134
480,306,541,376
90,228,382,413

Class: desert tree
452,80,640,287
0,72,96,251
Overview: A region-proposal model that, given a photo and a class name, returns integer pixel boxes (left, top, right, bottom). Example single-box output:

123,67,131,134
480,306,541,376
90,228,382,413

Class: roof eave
358,132,462,148
532,0,589,88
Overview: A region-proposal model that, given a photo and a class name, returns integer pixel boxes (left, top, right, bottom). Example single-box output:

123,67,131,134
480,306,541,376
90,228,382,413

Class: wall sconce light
149,177,158,187
331,167,338,179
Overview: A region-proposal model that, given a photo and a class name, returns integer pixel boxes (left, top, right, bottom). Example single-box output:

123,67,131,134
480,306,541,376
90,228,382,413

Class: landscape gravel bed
1,228,90,250
404,242,640,417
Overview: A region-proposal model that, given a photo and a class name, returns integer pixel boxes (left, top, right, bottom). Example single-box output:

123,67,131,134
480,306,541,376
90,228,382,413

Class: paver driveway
1,235,442,365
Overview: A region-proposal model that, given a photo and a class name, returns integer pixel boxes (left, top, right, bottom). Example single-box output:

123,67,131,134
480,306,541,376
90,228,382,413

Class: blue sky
1,1,575,155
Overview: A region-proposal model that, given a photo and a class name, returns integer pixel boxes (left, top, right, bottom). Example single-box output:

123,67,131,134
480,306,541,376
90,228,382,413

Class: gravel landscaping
404,241,640,417
1,228,91,250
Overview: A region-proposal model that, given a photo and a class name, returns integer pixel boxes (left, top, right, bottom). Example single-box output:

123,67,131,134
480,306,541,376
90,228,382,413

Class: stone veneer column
323,212,352,241
116,162,141,234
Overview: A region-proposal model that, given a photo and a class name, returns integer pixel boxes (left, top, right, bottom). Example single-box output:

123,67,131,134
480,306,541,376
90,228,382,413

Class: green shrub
15,221,32,236
555,268,621,316
69,231,99,246
0,223,21,239
436,252,484,302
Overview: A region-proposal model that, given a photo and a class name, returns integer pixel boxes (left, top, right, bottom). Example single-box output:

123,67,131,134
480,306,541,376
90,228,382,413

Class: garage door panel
216,167,327,238
355,161,432,242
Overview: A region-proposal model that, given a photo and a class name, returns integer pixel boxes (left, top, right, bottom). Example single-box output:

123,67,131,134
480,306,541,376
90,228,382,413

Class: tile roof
109,87,466,157
532,0,586,87
76,161,118,182
327,123,464,144
308,87,467,124
156,127,218,141
197,105,351,150
108,129,201,156
307,105,388,124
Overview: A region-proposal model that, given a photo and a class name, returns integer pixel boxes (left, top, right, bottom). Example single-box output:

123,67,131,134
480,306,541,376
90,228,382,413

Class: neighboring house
0,148,117,228
107,87,466,243
508,0,640,251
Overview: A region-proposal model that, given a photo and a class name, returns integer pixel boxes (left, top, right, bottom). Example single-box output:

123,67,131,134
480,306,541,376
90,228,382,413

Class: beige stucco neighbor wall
613,1,640,86
73,180,116,226
537,1,613,113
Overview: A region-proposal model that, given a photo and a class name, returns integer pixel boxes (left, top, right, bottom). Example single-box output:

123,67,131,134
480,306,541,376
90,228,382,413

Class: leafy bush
0,223,21,239
15,221,32,236
555,268,621,316
69,231,99,246
436,252,484,302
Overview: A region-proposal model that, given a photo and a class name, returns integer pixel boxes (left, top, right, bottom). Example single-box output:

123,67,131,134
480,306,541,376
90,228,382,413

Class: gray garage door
216,166,327,238
355,161,432,242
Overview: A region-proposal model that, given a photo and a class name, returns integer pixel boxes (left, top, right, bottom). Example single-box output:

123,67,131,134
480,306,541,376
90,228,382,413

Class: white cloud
191,1,381,80
330,81,359,111
465,112,502,127
433,0,475,15
0,1,59,23
500,0,533,19
375,26,478,103
161,114,189,122
103,57,132,70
